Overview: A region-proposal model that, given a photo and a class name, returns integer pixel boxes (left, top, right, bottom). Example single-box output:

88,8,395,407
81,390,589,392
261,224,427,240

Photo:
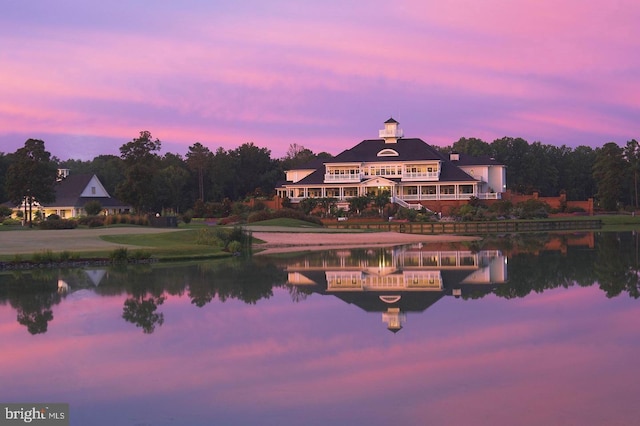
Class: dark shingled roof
331,138,445,163
284,138,477,184
450,153,503,166
48,174,129,208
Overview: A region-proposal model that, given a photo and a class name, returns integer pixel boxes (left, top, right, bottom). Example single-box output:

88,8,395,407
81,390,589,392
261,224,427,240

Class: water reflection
2,232,640,425
1,232,640,336
283,246,507,332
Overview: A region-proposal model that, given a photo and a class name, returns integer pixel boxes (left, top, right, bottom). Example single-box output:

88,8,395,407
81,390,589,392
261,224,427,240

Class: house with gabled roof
276,118,506,214
18,169,131,218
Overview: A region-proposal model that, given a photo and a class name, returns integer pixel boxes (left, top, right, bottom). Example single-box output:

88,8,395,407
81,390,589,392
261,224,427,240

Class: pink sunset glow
1,1,639,160
1,285,639,425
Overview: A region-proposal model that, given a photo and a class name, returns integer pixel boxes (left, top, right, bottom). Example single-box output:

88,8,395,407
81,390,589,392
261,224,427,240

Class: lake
1,231,639,425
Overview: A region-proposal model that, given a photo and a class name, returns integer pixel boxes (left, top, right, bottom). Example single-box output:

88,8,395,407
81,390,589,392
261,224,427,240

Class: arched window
377,148,399,157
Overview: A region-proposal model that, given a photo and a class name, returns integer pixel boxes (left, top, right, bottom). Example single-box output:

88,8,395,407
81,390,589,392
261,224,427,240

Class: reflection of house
286,245,508,332
38,170,130,218
276,119,506,214
57,269,108,294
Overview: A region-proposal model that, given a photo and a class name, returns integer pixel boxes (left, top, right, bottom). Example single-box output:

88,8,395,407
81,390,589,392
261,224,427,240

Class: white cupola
379,118,403,144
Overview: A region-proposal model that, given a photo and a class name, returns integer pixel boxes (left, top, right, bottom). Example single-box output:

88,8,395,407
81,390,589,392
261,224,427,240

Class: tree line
439,136,640,210
1,132,639,216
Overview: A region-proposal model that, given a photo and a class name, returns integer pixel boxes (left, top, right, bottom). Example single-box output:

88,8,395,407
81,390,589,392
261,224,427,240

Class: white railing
379,129,404,138
402,172,439,181
324,174,362,183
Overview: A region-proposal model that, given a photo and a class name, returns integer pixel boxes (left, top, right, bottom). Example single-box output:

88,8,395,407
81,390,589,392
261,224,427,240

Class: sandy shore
248,227,478,255
0,226,477,256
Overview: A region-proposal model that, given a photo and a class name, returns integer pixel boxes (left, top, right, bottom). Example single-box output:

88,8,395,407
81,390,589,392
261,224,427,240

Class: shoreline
0,226,478,258
251,231,478,255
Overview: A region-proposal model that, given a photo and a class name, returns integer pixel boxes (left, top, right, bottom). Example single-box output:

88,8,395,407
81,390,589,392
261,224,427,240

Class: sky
1,0,639,161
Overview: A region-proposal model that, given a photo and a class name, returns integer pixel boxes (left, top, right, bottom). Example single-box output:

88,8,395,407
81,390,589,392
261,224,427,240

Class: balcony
324,173,362,183
402,171,439,181
379,128,404,138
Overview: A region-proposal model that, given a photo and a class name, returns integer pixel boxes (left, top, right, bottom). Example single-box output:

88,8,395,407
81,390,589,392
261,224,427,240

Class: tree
186,142,213,202
115,131,161,213
491,137,531,194
154,164,189,213
0,152,12,203
281,143,316,169
299,197,318,215
372,190,391,218
348,195,370,215
5,139,57,227
317,197,337,217
228,142,282,199
451,137,492,157
593,142,626,211
624,139,640,209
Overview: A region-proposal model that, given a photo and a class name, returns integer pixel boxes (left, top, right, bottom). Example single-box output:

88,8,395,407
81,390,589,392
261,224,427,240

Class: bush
38,219,78,230
0,205,13,218
513,199,551,219
227,240,242,254
2,218,21,226
182,210,193,224
109,248,129,263
84,200,103,216
195,228,224,246
32,250,56,263
47,213,61,221
246,210,272,223
567,206,586,213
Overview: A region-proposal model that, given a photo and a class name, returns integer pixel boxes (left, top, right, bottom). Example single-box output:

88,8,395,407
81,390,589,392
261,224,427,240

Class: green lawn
100,229,231,260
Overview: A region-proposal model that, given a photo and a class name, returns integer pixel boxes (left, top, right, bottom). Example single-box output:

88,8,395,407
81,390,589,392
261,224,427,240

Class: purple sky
1,1,639,160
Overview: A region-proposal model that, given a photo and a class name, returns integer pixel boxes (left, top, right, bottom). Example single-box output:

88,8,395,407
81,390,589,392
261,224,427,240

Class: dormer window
377,148,399,157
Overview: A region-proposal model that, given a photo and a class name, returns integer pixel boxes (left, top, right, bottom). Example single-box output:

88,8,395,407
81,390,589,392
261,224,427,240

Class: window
422,186,436,195
91,187,96,195
404,186,418,195
441,185,455,194
377,148,399,157
460,185,474,194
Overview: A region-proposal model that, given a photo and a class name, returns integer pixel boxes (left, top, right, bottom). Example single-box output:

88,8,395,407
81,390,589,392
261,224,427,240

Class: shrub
32,250,56,263
0,205,13,218
218,215,241,225
84,200,103,216
182,210,193,224
47,214,61,221
88,217,105,227
247,210,272,223
227,240,242,254
195,228,223,246
58,251,78,262
109,248,129,263
38,219,78,230
567,206,586,213
2,218,21,226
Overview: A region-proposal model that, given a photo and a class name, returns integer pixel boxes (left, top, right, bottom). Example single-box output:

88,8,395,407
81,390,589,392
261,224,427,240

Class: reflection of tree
0,274,62,335
288,284,312,302
594,232,640,299
122,295,166,334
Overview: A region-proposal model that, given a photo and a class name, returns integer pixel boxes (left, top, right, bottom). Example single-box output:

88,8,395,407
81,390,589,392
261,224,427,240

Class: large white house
276,119,506,213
